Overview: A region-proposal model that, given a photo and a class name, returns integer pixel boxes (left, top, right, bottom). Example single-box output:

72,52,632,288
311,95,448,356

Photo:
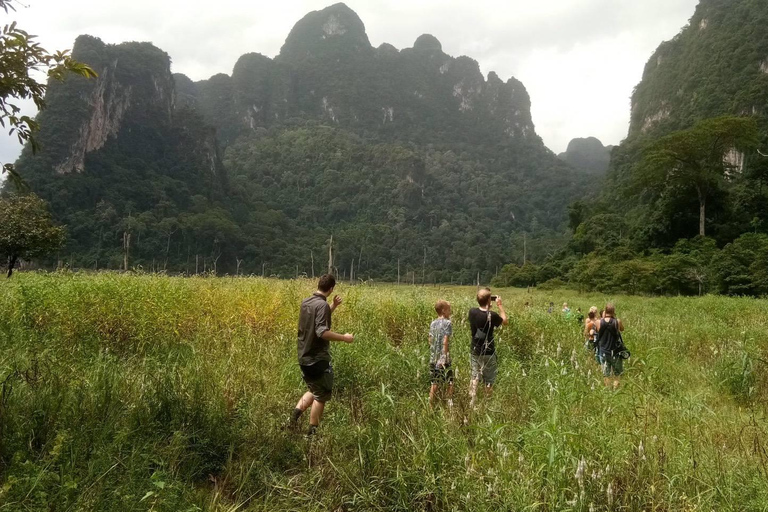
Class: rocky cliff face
628,0,768,139
558,137,612,174
36,36,177,173
177,3,541,148
16,35,224,185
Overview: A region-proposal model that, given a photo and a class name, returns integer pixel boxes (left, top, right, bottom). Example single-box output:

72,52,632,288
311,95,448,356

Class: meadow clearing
0,273,766,511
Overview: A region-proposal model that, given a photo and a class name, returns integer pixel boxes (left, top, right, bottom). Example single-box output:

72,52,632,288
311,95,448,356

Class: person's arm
442,334,449,355
617,318,624,332
321,330,354,343
496,297,509,325
330,294,342,312
315,303,353,343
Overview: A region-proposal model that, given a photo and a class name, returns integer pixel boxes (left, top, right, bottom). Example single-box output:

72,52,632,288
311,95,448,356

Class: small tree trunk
6,255,17,278
697,186,706,237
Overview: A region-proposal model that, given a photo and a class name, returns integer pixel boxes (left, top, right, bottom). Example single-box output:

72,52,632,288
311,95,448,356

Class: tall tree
637,116,759,237
0,193,65,277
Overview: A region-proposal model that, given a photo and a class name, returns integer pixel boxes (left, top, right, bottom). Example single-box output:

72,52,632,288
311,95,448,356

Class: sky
0,0,700,165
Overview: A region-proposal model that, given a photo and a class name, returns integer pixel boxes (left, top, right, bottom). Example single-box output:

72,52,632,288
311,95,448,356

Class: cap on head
477,287,492,307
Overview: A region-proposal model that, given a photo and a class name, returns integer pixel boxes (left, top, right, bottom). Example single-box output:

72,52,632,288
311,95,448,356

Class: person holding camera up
287,274,354,436
595,302,626,390
469,288,508,407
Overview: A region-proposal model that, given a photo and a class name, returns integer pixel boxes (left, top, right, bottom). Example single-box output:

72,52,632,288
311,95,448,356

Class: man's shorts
300,362,333,403
599,352,624,377
470,352,498,385
429,363,454,384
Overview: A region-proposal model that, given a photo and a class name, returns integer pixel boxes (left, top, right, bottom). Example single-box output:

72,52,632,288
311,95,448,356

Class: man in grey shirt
288,274,354,436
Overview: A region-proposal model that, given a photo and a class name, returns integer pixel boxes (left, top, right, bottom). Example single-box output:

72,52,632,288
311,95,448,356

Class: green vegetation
496,233,768,296
8,4,588,281
629,0,768,139
0,193,65,277
0,0,95,185
543,0,768,295
0,273,766,510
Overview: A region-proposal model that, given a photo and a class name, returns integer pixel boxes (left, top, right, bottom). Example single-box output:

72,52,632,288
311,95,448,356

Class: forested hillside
497,0,768,296
8,3,588,281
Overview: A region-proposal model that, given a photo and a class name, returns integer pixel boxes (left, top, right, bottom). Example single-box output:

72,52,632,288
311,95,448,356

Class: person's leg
469,355,480,407
309,399,325,426
288,390,314,428
612,358,623,390
429,383,438,406
296,391,314,412
306,367,333,435
600,353,612,387
484,354,498,398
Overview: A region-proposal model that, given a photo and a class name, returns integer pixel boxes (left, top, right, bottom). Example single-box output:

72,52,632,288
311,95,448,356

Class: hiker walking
596,303,625,389
287,274,354,436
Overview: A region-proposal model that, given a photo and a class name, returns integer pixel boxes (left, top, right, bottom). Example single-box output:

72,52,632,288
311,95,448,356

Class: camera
490,295,498,302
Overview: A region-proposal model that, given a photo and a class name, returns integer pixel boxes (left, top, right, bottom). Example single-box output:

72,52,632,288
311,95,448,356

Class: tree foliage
637,116,758,236
0,0,96,186
0,193,65,277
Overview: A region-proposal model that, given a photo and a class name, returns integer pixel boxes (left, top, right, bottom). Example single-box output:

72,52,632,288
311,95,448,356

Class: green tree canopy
637,116,759,237
0,193,65,277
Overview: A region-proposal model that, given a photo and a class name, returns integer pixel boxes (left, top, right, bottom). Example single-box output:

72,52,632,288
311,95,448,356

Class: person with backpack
468,288,508,407
596,303,626,389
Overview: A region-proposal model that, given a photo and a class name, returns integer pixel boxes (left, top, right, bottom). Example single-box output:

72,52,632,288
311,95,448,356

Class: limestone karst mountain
176,3,541,149
557,137,612,174
11,3,588,278
629,0,768,139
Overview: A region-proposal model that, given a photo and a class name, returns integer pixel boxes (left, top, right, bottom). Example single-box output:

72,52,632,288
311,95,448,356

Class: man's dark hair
318,274,336,293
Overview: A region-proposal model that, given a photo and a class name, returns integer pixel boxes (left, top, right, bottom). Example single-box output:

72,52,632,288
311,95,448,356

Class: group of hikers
287,274,628,436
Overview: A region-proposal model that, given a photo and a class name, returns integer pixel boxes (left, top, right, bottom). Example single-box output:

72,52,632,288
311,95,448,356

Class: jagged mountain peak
279,2,372,59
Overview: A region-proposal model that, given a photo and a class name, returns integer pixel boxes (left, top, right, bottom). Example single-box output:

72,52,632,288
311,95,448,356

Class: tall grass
0,273,766,511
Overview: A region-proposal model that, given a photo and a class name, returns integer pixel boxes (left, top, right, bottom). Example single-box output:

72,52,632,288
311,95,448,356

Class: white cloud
0,0,700,167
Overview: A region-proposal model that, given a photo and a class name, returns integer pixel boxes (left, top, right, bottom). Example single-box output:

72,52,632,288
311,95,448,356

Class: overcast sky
1,0,700,165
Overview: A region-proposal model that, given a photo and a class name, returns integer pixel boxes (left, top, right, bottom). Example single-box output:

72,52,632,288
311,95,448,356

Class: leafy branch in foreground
0,0,97,187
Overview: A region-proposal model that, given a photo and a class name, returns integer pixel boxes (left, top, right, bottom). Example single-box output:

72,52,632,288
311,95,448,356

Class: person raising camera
469,288,508,407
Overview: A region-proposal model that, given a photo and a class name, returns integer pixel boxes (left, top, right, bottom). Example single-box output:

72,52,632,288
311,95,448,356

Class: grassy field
0,273,766,511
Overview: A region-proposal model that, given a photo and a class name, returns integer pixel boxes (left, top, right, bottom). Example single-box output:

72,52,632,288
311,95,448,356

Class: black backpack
471,310,492,356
